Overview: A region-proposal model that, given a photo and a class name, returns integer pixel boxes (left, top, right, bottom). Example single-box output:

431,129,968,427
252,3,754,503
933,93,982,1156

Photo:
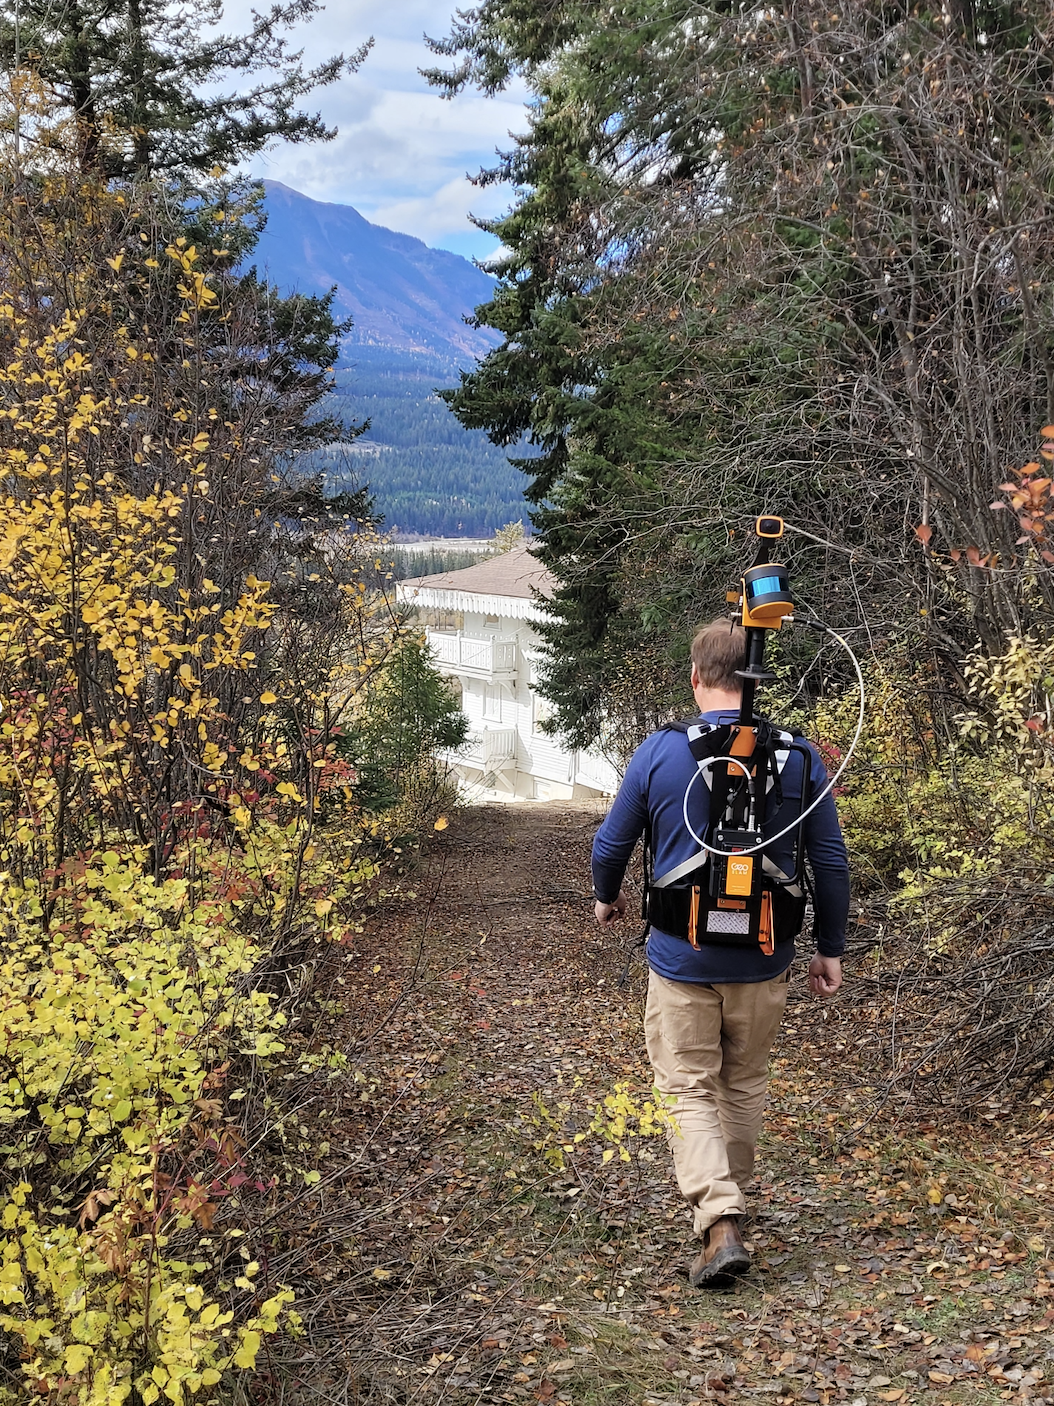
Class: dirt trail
281,803,1054,1406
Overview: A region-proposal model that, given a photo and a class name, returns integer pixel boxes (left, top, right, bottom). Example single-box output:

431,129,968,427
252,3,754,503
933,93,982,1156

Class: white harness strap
651,722,799,892
652,850,801,897
651,849,708,890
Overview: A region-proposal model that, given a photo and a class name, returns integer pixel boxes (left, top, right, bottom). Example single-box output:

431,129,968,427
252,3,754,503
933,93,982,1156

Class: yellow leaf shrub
0,855,292,1401
588,1082,678,1164
805,645,1054,952
528,1083,675,1172
0,77,403,1404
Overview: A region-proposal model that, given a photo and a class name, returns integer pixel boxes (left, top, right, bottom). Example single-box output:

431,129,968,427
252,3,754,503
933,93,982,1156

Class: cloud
217,0,529,258
370,175,511,257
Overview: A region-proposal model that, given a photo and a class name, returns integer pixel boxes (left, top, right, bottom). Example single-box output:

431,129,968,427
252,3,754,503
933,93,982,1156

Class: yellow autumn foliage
0,862,291,1404
0,78,399,1404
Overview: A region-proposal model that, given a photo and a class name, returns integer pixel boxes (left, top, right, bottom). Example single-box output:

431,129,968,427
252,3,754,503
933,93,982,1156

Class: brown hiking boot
689,1216,750,1289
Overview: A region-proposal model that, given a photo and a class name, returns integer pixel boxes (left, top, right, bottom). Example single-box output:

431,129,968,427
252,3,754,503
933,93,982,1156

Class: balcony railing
427,631,517,679
482,728,517,769
574,748,619,794
439,727,517,773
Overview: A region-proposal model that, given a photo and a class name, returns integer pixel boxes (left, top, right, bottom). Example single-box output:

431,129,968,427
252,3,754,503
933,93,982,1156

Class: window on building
421,608,463,632
484,686,502,722
533,693,554,735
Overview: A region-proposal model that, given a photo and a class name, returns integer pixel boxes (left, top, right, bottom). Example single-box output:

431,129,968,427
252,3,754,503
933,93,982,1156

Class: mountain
252,181,499,362
250,182,528,537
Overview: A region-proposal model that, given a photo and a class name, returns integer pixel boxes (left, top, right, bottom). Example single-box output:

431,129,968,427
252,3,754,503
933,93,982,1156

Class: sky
222,0,530,261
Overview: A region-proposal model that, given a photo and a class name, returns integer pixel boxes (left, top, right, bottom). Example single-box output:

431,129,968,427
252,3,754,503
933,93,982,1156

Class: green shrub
345,633,468,828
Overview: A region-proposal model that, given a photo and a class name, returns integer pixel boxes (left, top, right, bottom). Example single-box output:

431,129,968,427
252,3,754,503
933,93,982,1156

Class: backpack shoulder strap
650,716,800,891
652,850,709,889
650,721,720,889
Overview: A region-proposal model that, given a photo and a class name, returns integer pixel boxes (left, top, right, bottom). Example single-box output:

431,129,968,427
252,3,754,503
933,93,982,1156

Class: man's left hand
594,890,627,928
808,954,842,997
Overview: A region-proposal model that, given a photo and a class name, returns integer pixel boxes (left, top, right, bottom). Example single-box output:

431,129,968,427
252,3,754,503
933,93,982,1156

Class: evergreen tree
429,1,1054,749
346,635,468,819
0,0,369,175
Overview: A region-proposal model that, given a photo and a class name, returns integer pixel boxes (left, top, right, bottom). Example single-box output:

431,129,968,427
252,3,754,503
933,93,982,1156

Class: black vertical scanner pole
738,632,766,726
737,535,772,727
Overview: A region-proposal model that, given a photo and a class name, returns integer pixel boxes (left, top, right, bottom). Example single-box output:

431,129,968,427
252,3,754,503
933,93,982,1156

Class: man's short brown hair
690,619,746,692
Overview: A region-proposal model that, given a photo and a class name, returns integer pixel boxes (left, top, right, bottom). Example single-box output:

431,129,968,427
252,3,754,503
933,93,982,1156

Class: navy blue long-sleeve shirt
592,711,850,983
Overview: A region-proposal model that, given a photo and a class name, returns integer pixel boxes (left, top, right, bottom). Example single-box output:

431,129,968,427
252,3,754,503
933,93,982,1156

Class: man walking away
592,620,848,1288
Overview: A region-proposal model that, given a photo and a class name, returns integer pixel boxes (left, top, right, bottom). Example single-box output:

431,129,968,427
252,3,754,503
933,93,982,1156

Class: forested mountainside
252,184,528,536
319,348,530,537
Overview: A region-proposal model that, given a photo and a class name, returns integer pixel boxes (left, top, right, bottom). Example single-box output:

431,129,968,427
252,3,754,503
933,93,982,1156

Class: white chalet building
397,545,619,801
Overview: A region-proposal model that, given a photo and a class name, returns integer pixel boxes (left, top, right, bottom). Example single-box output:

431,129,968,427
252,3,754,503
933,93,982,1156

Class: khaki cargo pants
644,967,790,1236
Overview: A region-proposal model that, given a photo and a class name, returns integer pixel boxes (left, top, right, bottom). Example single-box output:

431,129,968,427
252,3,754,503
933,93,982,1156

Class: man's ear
690,662,700,690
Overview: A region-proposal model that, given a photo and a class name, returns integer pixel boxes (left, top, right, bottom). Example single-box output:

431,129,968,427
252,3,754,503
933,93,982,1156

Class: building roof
401,544,554,600
397,544,554,623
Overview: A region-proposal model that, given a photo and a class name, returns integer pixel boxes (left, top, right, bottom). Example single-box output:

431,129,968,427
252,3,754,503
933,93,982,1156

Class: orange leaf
174,1181,217,1229
77,1188,117,1228
914,523,933,544
1040,424,1054,438
949,548,962,562
193,1200,217,1229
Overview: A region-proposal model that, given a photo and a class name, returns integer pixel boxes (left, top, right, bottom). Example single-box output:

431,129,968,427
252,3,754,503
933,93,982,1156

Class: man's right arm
591,746,650,905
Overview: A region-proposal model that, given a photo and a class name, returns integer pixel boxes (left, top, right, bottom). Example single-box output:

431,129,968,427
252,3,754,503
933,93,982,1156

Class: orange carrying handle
758,890,775,956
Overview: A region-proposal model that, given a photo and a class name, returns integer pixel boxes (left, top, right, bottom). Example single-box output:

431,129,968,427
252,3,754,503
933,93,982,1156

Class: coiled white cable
681,622,867,857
